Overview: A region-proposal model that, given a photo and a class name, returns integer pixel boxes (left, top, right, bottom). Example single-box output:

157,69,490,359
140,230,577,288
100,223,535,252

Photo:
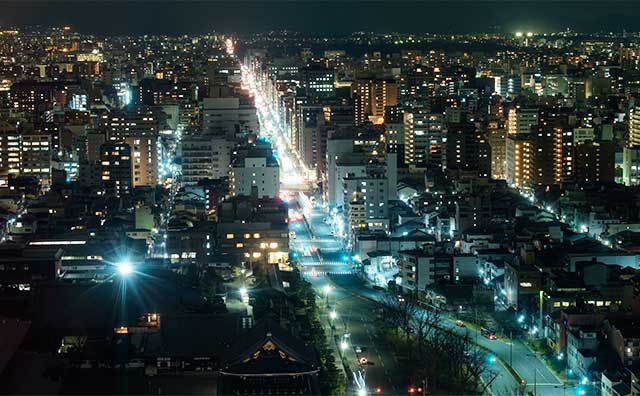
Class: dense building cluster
3,24,640,396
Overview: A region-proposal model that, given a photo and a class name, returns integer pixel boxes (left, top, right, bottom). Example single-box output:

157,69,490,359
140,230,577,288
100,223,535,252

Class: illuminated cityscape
3,1,640,396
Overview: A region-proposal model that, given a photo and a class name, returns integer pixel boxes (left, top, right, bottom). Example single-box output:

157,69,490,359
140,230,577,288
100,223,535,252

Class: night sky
1,1,639,35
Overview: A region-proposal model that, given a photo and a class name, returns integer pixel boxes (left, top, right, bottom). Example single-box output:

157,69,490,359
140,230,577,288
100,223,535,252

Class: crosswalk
299,261,347,266
302,270,353,275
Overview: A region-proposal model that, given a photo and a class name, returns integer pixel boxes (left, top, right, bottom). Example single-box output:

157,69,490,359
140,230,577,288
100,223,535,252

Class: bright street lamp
357,388,367,396
116,261,133,276
330,310,337,320
340,341,348,350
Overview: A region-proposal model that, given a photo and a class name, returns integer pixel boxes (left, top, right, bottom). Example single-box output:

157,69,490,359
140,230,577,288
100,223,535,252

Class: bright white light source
116,261,133,276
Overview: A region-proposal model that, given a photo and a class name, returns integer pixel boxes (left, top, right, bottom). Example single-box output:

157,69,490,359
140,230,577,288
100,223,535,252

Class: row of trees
379,292,499,395
289,269,345,396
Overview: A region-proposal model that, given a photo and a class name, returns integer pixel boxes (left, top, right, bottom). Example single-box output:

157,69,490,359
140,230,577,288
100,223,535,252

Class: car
481,327,497,340
455,320,465,327
355,346,362,353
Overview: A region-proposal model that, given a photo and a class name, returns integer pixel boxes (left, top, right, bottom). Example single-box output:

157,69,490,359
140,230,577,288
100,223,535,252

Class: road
243,60,573,396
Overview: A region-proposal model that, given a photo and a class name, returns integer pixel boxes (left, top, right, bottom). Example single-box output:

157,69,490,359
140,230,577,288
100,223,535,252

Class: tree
379,291,421,341
200,268,223,299
183,263,199,288
379,292,498,394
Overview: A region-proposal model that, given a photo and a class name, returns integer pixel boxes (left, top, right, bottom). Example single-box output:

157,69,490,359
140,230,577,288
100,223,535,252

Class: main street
243,61,571,396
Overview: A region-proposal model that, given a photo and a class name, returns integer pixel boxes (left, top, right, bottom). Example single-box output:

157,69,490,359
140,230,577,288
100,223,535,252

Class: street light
323,285,332,306
340,341,348,350
116,261,133,276
329,310,337,320
357,388,367,396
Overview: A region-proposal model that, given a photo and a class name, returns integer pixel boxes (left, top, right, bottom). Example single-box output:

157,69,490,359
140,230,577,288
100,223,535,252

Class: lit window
253,233,261,239
236,243,244,248
226,234,234,239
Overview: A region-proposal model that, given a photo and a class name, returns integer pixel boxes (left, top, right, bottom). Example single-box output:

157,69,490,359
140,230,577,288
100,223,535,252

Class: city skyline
3,4,640,396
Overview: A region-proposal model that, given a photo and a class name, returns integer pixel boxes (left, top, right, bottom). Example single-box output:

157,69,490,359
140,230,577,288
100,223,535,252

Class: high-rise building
488,128,506,180
20,134,52,189
201,97,259,136
494,75,521,97
531,126,564,187
343,173,389,233
507,107,538,135
403,110,444,168
296,104,325,172
574,140,615,186
629,104,640,147
100,142,132,197
300,65,335,98
506,134,533,188
622,146,640,186
325,137,356,206
230,142,280,199
353,78,398,125
445,123,484,173
106,108,160,188
0,127,21,187
181,135,233,185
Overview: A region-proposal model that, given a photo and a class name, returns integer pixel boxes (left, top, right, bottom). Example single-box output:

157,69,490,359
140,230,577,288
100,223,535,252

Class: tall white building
623,146,640,186
181,135,233,185
230,145,280,199
201,97,259,136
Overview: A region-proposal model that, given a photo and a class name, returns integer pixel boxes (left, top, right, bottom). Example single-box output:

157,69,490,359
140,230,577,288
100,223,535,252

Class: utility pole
475,309,479,344
510,331,513,366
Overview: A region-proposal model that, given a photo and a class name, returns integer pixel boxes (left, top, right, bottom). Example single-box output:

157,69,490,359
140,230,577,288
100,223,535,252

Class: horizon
1,1,640,36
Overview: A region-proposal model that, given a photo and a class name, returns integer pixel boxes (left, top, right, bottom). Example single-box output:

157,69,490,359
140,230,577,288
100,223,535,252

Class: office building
230,141,280,199
201,97,259,136
300,65,335,98
181,135,233,185
20,133,52,190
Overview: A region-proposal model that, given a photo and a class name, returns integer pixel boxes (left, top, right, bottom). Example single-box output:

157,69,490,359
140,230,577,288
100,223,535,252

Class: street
244,61,570,396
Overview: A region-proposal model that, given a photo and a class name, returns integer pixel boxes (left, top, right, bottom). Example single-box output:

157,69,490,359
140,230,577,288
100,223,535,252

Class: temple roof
221,319,319,376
